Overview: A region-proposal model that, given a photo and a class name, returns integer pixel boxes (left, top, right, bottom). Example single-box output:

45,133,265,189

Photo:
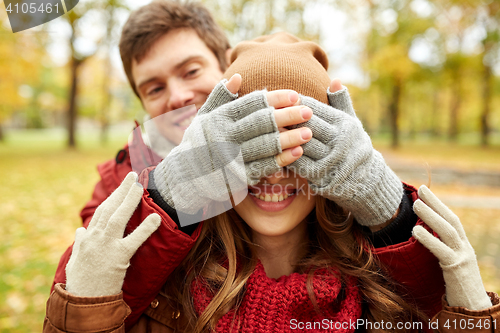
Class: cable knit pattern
192,261,361,332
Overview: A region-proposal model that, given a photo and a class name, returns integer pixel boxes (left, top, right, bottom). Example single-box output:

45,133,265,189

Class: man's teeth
178,114,196,127
250,192,294,202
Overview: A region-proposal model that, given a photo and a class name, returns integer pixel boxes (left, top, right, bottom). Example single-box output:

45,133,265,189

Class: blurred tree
204,0,319,45
338,0,500,146
363,0,432,148
98,0,118,145
78,55,128,137
444,52,468,141
0,14,45,140
432,0,499,143
61,0,128,148
442,2,476,142
478,0,500,146
64,5,94,148
91,0,130,145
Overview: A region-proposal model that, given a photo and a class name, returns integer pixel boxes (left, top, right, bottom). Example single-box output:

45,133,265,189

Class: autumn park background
1,0,500,331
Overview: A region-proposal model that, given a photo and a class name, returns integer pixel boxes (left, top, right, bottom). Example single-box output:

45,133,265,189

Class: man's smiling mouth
173,106,198,129
175,114,196,128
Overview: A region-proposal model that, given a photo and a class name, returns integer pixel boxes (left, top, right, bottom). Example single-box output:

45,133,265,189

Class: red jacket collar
128,120,164,173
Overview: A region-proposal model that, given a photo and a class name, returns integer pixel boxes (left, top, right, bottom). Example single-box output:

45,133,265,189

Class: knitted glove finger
412,225,456,266
105,182,144,238
288,154,320,182
413,199,461,251
223,89,270,120
89,172,138,230
197,79,238,116
240,132,281,161
289,113,335,144
301,137,330,160
327,86,356,118
121,213,161,255
418,185,467,241
299,95,344,126
286,113,334,160
229,108,278,142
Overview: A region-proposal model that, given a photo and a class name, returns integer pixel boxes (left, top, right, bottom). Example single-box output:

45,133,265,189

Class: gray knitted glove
412,185,492,310
153,80,281,226
66,172,161,297
289,87,403,226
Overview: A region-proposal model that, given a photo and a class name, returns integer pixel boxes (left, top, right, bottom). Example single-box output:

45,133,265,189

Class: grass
0,129,498,332
0,128,128,332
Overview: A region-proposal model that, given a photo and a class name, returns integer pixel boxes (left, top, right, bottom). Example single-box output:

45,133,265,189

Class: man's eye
148,87,163,95
186,69,199,77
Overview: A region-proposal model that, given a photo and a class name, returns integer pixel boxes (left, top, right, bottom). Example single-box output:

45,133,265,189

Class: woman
45,33,499,333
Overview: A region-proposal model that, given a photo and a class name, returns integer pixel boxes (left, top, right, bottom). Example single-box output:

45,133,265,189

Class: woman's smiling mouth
248,190,296,202
247,185,299,211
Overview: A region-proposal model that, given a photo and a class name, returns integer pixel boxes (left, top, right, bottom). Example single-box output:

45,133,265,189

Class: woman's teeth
250,192,295,202
178,114,196,127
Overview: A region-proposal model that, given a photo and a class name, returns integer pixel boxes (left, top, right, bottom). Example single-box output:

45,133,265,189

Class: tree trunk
100,88,110,145
481,59,492,147
389,78,402,148
448,74,461,142
99,51,111,145
100,5,115,146
430,91,439,137
100,114,110,145
67,56,82,148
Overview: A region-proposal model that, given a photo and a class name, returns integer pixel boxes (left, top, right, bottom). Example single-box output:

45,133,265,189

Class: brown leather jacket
44,284,500,333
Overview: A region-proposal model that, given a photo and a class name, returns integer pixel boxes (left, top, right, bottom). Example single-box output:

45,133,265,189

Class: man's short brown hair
119,0,230,98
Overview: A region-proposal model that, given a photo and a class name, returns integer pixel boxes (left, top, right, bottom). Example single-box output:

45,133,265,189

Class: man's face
132,28,225,145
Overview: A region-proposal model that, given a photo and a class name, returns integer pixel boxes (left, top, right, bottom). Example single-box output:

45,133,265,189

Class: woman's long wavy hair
162,196,427,332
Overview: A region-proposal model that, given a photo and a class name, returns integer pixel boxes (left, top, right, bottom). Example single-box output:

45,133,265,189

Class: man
120,1,231,148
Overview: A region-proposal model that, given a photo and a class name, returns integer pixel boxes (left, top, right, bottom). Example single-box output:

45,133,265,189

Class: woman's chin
234,196,309,238
249,219,305,238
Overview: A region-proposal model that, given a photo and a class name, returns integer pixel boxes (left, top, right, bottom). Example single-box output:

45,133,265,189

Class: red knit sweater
192,261,362,332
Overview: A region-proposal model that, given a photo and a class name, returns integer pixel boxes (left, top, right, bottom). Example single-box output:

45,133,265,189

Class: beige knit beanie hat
223,32,331,104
